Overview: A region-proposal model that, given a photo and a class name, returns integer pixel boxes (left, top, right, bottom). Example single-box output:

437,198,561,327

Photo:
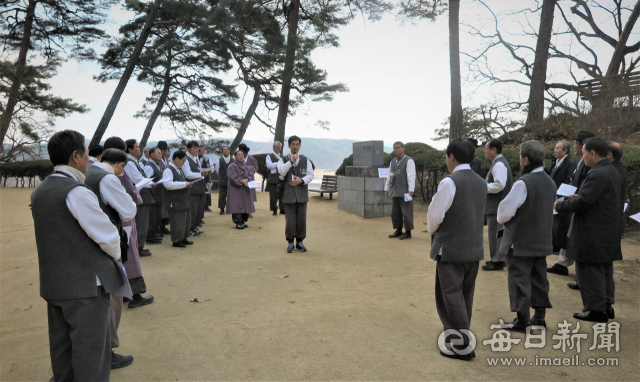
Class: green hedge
0,160,54,187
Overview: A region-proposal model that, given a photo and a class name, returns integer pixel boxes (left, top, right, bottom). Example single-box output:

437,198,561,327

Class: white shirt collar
126,154,138,163
532,166,545,173
452,164,471,173
555,155,566,166
272,152,280,158
493,154,504,162
169,162,181,170
187,152,198,161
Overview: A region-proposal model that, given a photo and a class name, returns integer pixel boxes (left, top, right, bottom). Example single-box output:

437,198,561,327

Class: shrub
0,160,53,187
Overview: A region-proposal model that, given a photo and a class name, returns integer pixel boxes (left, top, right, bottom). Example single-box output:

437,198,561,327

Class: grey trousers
435,258,479,346
575,262,615,311
486,214,505,262
284,202,307,243
169,208,191,243
197,193,205,224
135,204,150,252
46,287,111,382
391,197,414,231
505,253,552,316
148,204,162,238
268,183,284,212
109,291,122,349
218,186,228,210
190,194,204,231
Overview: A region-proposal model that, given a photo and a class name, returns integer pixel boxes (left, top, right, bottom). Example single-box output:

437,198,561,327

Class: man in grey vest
140,146,150,166
482,138,513,271
85,148,137,369
158,141,171,233
496,141,555,332
182,140,208,236
428,139,486,361
199,144,213,212
278,136,315,253
385,141,416,240
216,145,233,215
145,147,165,242
161,150,195,247
124,139,156,255
266,141,285,215
32,130,125,380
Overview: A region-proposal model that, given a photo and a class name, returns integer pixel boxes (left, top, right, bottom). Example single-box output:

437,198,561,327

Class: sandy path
1,188,639,381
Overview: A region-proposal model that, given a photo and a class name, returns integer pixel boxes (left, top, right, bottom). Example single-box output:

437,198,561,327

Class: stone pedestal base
338,177,392,218
345,166,381,178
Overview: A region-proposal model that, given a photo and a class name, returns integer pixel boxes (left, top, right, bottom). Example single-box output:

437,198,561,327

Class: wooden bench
309,175,338,200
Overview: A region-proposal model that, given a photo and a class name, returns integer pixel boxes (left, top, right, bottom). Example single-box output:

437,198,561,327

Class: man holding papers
161,150,195,247
496,141,555,332
183,140,208,237
555,137,622,323
124,139,155,257
226,150,256,229
385,141,416,240
278,136,315,252
145,147,165,244
427,139,486,361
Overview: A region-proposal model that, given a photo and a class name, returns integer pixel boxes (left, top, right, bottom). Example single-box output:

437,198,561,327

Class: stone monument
338,141,392,218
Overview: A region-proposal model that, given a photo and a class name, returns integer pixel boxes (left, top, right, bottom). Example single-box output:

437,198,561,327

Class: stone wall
338,177,392,218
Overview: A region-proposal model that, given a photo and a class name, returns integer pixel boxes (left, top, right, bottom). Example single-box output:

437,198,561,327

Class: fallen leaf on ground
279,275,289,279
288,301,295,303
189,298,200,303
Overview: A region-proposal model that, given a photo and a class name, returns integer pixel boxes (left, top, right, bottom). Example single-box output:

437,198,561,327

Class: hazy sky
38,1,640,150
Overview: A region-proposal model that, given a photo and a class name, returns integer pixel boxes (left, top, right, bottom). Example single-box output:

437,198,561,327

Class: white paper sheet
378,168,390,178
404,193,413,202
630,212,640,223
123,226,133,242
135,178,153,190
556,183,577,197
199,166,215,172
248,180,260,189
553,197,564,215
624,203,628,212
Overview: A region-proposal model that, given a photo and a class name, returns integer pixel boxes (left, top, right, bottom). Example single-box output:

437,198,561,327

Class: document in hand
624,203,629,212
404,193,413,202
153,178,168,185
192,176,205,183
247,180,260,189
556,183,577,197
630,212,640,223
553,197,564,215
199,166,215,172
135,178,153,190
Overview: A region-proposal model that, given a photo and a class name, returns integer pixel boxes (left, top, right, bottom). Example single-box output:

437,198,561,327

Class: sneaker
287,243,295,253
296,242,307,252
128,293,154,309
111,350,134,369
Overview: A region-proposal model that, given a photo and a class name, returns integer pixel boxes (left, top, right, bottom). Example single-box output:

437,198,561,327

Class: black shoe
157,232,165,238
111,350,133,369
172,242,186,248
220,209,225,215
236,224,244,230
574,310,608,323
567,282,580,290
296,242,307,252
205,207,212,212
146,238,162,244
128,293,154,309
139,248,151,257
530,318,547,329
196,224,203,228
399,231,412,240
162,227,171,234
606,306,615,319
439,346,475,361
547,263,569,276
501,317,530,333
273,211,277,216
242,223,248,228
389,230,402,238
482,261,504,271
287,243,295,253
280,210,285,215
182,239,194,245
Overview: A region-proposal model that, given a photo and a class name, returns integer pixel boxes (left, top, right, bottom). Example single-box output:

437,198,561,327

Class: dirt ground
1,187,639,381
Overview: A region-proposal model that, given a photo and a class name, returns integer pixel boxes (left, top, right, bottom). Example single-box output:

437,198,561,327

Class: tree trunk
139,60,172,149
89,0,162,147
448,0,463,140
0,0,37,148
606,0,640,77
526,0,555,127
273,0,300,145
230,86,262,153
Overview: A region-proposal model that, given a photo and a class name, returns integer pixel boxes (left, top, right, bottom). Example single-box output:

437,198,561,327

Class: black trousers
268,182,284,212
391,197,414,231
435,259,479,346
218,186,228,210
205,193,212,207
190,194,204,230
232,213,249,225
552,212,572,252
46,287,111,382
505,252,552,317
284,202,307,243
575,261,615,311
197,193,206,224
148,204,162,238
169,208,191,243
135,204,150,252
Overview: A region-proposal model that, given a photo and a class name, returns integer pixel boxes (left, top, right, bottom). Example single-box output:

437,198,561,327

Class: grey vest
31,175,123,300
130,158,155,205
485,156,513,215
146,161,164,205
389,156,412,198
85,166,121,229
217,157,233,186
186,156,206,195
162,165,192,211
430,169,487,262
283,154,309,204
268,154,281,184
499,171,556,257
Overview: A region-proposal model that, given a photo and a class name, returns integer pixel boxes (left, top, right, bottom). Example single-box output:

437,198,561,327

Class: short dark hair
88,145,104,158
487,138,503,154
124,139,137,153
186,140,199,149
608,142,623,162
234,150,245,158
172,150,187,160
179,147,186,151
446,139,474,164
222,145,230,151
100,148,128,164
288,135,301,145
47,130,86,166
520,140,545,166
148,147,158,155
104,137,126,151
583,137,609,158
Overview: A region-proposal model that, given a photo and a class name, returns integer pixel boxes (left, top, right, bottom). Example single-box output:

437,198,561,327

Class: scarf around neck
54,165,86,183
